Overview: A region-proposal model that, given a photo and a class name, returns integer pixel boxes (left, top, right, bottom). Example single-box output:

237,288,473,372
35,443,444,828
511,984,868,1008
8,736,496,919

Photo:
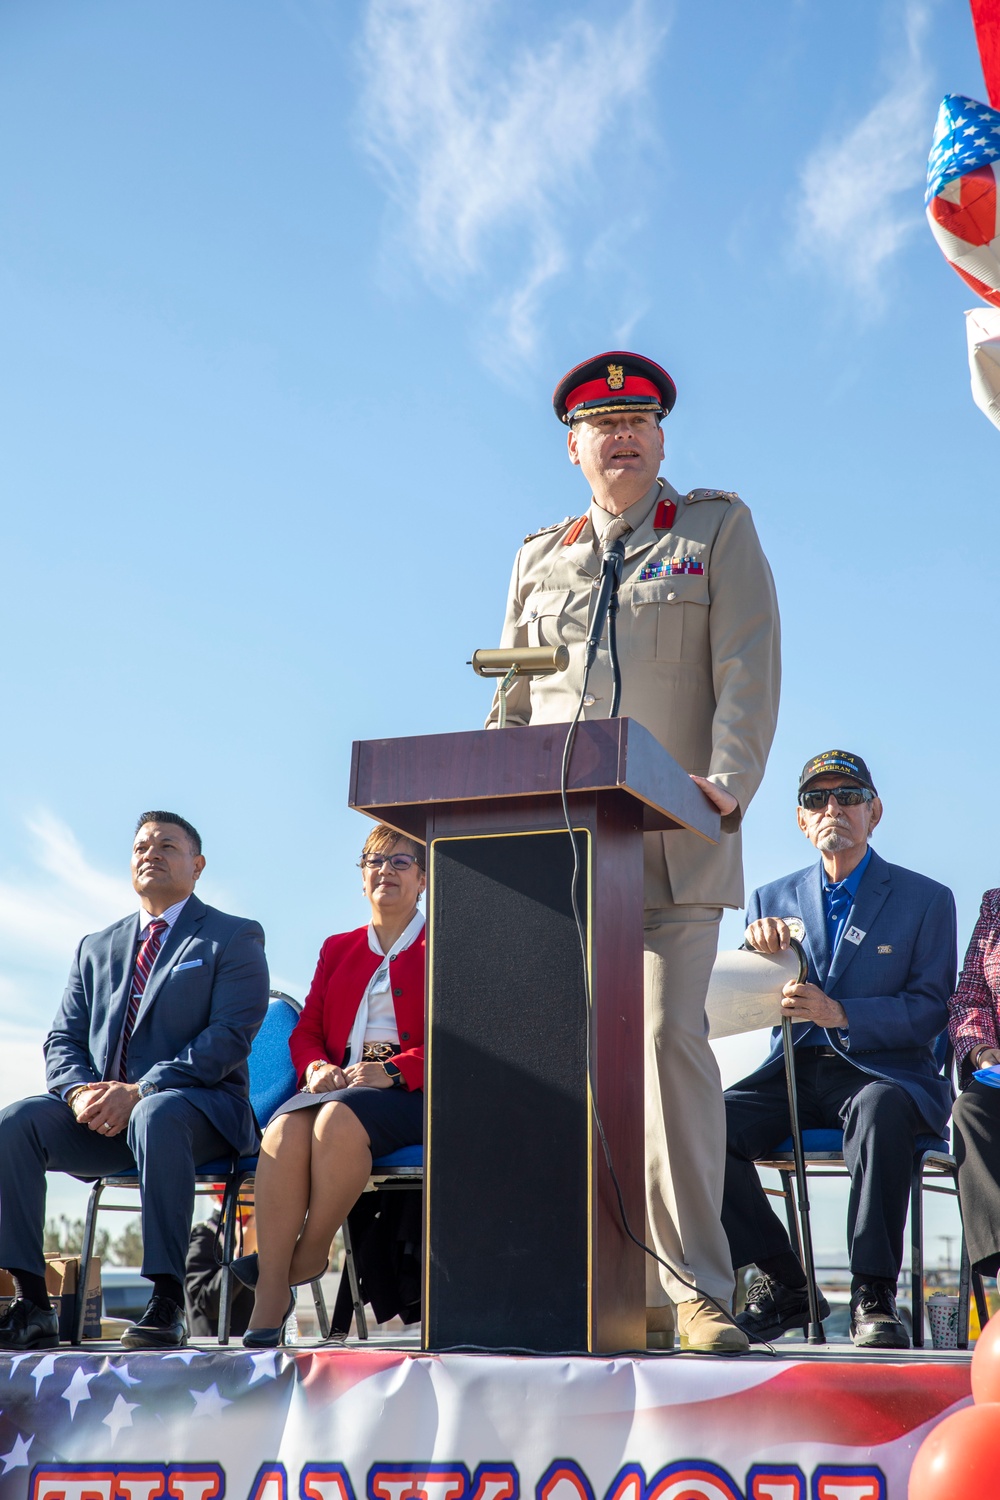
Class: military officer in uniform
487,352,781,1352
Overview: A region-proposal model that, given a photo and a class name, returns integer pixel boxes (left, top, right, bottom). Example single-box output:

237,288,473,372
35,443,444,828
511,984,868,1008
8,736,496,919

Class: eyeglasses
360,852,422,871
798,786,874,811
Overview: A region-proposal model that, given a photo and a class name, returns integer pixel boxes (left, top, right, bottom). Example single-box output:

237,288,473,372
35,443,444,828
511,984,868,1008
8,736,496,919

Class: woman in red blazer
241,824,425,1346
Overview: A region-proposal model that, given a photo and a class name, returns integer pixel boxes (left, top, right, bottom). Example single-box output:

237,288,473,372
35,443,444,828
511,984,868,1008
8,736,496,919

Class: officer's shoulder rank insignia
653,498,677,530
606,363,625,390
686,488,740,504
523,515,575,544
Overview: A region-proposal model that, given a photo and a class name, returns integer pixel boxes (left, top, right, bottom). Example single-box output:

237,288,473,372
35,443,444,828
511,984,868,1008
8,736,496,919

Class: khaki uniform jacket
488,478,781,908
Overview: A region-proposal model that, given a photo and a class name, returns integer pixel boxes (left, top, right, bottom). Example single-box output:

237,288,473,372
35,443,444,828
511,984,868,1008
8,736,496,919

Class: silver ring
101,1122,110,1131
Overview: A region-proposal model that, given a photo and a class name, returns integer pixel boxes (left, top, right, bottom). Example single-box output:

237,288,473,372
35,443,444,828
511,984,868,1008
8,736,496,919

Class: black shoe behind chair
121,1294,188,1350
736,1273,831,1342
850,1282,910,1349
0,1298,59,1351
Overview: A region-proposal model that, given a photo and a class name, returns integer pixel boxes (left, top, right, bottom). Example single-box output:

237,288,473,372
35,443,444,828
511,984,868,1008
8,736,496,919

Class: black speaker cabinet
425,828,591,1351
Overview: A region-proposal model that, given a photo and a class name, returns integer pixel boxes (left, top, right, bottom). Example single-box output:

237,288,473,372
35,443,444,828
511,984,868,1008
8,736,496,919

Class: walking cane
781,939,826,1344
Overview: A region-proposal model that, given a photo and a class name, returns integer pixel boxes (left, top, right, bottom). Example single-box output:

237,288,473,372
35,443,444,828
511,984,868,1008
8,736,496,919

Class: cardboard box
0,1256,103,1341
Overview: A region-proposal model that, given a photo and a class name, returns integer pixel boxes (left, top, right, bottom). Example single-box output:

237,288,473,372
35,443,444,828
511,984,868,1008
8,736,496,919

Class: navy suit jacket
43,894,270,1156
740,849,958,1136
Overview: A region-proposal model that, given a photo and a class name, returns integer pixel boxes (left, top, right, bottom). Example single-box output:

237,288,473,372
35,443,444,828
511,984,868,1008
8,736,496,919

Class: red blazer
289,925,425,1092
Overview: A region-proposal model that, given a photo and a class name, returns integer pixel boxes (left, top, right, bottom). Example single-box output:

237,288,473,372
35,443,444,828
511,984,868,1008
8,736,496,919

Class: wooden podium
349,717,719,1353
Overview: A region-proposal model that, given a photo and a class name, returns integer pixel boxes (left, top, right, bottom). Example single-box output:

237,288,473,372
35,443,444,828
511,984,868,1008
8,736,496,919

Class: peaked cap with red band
553,350,677,425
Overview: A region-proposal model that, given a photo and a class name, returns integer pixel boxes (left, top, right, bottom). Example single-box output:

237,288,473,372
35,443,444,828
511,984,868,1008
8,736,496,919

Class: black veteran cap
798,750,877,796
553,350,677,425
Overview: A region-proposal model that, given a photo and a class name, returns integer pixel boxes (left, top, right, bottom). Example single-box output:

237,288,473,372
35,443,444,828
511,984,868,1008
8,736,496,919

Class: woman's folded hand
305,1063,347,1092
344,1061,394,1089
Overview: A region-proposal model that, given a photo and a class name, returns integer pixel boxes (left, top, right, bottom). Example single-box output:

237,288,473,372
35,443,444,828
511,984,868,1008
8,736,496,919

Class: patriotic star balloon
926,93,1000,307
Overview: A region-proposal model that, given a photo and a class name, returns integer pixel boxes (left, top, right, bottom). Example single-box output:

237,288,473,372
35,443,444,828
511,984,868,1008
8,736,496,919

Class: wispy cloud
794,1,935,302
357,0,666,361
0,811,135,971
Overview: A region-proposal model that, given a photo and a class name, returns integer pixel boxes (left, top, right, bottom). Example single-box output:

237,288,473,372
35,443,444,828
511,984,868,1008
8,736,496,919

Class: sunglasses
360,852,422,871
798,786,874,811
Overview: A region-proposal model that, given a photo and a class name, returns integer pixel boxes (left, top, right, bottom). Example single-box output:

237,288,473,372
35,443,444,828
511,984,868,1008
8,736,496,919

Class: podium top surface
349,718,719,844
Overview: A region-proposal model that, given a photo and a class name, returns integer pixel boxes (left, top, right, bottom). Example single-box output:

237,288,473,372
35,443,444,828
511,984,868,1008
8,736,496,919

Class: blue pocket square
172,959,204,973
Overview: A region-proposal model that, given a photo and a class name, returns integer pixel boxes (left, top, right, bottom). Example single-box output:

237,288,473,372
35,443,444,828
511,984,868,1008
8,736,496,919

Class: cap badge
606,363,625,390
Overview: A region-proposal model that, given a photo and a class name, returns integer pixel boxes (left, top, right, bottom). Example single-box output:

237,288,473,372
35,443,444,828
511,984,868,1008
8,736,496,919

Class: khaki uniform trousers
643,837,734,1306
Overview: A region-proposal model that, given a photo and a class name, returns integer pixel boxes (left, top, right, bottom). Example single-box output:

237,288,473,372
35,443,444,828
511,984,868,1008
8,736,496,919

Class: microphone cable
557,573,774,1356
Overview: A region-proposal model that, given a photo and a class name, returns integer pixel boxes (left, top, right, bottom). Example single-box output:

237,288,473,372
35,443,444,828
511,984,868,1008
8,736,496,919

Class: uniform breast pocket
627,575,710,661
516,588,574,647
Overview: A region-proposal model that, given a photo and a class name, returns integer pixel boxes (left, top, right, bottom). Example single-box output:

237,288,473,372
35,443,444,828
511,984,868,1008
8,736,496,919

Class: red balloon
909,1403,1000,1498
972,1309,1000,1404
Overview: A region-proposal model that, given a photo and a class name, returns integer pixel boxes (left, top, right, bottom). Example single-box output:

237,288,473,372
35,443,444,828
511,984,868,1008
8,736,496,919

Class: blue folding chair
75,990,308,1345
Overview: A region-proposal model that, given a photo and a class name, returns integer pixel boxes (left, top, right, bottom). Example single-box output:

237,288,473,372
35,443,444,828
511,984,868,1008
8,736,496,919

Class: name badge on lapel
844,926,866,946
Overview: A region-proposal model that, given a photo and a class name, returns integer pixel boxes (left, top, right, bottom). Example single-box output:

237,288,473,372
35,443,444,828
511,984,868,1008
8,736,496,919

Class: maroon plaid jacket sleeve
949,888,1000,1082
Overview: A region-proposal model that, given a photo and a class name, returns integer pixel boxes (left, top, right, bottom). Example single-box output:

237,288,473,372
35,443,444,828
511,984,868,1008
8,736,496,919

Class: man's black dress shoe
850,1282,910,1349
0,1297,59,1350
121,1294,188,1350
736,1273,831,1341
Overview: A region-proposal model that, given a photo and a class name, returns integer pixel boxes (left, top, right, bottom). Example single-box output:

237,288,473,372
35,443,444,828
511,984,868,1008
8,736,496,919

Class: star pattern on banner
61,1365,96,1419
104,1358,141,1387
246,1351,279,1385
0,1433,32,1475
30,1354,58,1394
190,1383,232,1420
102,1393,139,1445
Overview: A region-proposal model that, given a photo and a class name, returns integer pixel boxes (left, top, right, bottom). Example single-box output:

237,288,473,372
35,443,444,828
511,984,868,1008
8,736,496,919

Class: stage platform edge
0,1344,972,1500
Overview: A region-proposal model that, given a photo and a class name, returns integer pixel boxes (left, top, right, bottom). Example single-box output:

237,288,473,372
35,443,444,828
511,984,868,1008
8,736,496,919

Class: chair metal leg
75,1180,104,1345
311,1277,331,1339
216,1171,242,1346
779,1168,801,1254
958,1230,972,1349
910,1159,925,1349
342,1213,368,1340
973,1266,990,1332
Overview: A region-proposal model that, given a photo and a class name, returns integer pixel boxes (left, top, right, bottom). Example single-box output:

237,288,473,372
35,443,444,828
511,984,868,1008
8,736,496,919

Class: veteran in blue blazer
0,811,269,1352
723,751,957,1351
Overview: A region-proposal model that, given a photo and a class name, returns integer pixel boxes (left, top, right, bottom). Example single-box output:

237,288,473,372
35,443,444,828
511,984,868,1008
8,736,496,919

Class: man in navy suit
0,812,269,1350
722,751,956,1348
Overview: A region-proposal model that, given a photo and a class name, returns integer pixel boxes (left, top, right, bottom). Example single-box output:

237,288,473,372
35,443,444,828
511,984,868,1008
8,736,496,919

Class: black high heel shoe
242,1293,296,1349
231,1253,330,1291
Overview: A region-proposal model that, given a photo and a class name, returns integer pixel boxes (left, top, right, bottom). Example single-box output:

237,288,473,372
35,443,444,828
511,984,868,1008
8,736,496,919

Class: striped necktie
118,919,168,1080
596,514,633,552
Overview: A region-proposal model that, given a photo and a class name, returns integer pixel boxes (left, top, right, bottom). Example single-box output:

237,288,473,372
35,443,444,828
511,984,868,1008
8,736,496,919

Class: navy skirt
267,1084,423,1161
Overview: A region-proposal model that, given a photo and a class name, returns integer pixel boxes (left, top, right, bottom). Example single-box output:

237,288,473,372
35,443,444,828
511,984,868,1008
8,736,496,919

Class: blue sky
1,0,995,1261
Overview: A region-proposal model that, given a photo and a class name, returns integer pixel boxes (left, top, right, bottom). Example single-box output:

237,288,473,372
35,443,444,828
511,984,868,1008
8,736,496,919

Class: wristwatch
382,1060,406,1089
136,1079,158,1100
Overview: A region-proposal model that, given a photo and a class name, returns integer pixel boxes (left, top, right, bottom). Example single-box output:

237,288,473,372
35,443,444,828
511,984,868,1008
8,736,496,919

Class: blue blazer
741,849,958,1136
43,895,270,1156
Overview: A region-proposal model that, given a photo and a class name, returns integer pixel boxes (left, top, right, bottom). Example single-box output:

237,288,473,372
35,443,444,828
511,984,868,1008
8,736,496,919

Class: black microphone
584,536,626,671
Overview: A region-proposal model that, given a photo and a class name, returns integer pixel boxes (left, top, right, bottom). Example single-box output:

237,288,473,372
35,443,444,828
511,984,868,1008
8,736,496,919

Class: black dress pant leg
952,1082,1000,1277
722,1070,800,1271
838,1075,924,1282
0,1095,135,1277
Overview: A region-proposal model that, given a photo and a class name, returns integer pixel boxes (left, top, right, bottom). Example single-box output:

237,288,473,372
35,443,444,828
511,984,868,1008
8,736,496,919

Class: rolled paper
706,941,807,1040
